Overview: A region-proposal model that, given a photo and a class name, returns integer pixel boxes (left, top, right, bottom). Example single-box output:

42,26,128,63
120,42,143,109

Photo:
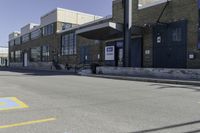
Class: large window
41,45,49,62
15,37,21,45
15,50,22,62
31,29,41,40
30,47,41,62
22,34,30,43
138,0,168,9
43,24,54,36
10,51,14,62
61,33,76,55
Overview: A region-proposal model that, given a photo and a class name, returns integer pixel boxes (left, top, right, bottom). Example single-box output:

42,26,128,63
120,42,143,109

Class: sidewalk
0,67,77,75
83,74,200,86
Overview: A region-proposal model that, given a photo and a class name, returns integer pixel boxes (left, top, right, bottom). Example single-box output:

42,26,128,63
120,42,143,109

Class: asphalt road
0,68,200,133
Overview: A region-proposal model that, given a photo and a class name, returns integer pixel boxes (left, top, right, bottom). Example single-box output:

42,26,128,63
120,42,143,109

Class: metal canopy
76,22,123,40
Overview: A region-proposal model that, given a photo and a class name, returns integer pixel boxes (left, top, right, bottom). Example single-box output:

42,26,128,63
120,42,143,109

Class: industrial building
8,0,200,70
8,8,102,69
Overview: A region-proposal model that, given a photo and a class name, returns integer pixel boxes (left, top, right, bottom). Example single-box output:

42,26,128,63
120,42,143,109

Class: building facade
9,0,200,70
79,0,200,69
8,8,102,69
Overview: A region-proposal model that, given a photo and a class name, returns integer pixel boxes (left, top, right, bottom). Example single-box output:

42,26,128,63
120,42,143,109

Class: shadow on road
0,67,76,76
150,83,200,92
129,120,200,133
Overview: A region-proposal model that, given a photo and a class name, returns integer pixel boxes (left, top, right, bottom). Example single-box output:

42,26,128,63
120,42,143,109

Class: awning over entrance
76,22,123,40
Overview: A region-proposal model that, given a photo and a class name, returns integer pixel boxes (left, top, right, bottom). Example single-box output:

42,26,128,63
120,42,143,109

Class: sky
0,0,112,47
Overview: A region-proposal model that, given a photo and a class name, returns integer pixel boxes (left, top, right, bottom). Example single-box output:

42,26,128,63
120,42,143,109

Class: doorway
153,20,187,68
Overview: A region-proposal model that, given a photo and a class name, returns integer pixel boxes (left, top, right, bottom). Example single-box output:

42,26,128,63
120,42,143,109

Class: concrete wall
10,62,52,70
41,8,102,26
97,66,200,80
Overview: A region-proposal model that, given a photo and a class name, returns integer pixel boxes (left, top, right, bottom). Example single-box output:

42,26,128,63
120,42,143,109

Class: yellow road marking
0,118,56,129
0,97,29,111
11,97,29,108
0,102,5,106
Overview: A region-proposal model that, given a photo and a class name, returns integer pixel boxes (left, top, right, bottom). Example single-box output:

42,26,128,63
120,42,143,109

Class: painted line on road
0,97,29,111
0,117,56,129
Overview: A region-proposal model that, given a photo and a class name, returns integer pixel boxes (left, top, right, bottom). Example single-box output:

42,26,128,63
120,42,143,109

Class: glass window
9,40,15,47
172,28,182,42
43,24,54,36
31,29,41,39
30,47,41,62
15,37,21,45
22,34,30,43
15,50,22,62
10,51,14,62
138,0,168,9
41,45,49,62
61,33,76,55
62,23,72,30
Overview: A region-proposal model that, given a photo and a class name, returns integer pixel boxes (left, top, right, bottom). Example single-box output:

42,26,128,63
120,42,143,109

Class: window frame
138,0,169,9
31,29,42,40
30,47,41,62
41,45,50,62
15,37,21,45
15,50,22,62
22,34,30,43
43,24,54,36
61,33,76,56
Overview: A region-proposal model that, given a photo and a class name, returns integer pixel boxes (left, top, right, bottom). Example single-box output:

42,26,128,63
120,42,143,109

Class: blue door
130,38,142,67
80,46,90,64
153,20,187,68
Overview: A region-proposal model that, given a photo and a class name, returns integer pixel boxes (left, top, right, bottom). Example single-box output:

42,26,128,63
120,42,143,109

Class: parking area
0,68,200,133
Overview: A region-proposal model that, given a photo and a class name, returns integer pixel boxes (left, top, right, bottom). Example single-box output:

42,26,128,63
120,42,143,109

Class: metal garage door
153,20,187,68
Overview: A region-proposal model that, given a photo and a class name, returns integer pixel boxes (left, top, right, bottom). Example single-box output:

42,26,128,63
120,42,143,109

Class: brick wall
113,0,199,68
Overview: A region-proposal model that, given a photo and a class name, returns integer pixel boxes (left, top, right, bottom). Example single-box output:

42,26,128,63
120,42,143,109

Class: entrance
80,46,90,64
105,38,142,67
153,20,187,68
130,38,142,67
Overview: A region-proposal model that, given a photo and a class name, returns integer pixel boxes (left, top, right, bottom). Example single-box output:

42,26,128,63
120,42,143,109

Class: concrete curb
1,67,77,74
83,74,200,86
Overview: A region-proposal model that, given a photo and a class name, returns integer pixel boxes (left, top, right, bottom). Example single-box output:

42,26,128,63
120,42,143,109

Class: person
5,59,8,67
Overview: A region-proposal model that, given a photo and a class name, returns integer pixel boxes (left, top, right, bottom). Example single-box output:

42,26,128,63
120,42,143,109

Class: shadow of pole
129,120,200,133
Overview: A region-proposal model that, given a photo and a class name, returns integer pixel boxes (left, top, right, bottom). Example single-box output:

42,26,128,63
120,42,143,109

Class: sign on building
105,46,115,61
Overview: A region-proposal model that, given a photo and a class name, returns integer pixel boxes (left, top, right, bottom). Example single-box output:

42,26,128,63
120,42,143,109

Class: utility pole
123,0,132,67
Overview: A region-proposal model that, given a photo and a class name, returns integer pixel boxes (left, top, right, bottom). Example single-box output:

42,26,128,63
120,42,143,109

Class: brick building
8,0,200,70
8,8,102,69
79,0,200,69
